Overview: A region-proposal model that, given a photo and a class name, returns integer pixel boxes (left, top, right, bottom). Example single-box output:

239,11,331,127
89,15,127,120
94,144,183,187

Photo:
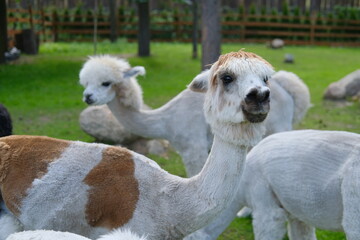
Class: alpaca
79,56,310,177
214,129,360,240
184,71,310,240
0,104,12,137
0,50,273,240
6,228,147,240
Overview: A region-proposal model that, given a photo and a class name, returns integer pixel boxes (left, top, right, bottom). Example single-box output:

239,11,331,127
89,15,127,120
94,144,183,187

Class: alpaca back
270,71,311,125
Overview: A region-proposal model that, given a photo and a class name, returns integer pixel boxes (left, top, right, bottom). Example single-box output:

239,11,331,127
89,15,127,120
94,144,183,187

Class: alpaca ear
124,66,146,79
188,70,209,93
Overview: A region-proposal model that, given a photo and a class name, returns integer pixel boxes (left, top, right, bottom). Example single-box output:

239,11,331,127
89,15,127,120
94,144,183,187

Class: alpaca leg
287,217,316,240
252,207,287,240
249,182,287,240
341,158,360,240
0,213,24,240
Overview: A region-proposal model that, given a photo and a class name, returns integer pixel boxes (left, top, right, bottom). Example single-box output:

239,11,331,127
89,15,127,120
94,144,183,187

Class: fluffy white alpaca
79,55,310,177
0,50,273,240
232,129,360,240
184,71,309,239
6,228,147,240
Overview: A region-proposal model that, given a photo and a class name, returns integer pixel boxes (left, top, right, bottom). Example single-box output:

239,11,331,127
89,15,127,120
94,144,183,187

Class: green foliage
74,7,83,23
282,0,289,16
85,9,93,23
238,4,244,19
118,6,125,18
249,4,257,16
63,9,71,22
97,4,105,22
0,42,359,239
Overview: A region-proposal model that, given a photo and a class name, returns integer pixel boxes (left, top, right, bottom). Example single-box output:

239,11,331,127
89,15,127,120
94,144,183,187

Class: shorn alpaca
235,129,360,240
0,50,273,240
6,228,147,240
0,104,12,137
79,55,310,177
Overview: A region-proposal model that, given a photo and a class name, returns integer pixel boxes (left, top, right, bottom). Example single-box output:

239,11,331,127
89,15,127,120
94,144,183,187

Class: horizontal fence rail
6,8,360,47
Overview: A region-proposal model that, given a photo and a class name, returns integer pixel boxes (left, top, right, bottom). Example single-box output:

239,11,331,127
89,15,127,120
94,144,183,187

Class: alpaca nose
245,88,270,104
84,94,94,104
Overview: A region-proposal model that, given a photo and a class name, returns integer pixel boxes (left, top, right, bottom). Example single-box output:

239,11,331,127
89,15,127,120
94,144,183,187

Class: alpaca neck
171,135,248,236
107,95,166,139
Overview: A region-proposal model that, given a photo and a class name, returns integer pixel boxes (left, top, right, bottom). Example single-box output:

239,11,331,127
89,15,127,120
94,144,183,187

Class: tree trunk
109,0,118,42
192,0,198,59
297,0,306,13
0,0,8,64
310,0,321,14
277,0,283,12
138,1,150,57
244,0,252,12
201,0,221,70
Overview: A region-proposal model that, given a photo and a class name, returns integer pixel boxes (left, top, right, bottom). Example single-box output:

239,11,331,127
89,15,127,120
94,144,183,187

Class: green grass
1,41,360,239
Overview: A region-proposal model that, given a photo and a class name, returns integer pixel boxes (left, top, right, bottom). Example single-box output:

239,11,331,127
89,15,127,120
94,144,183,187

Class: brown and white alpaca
79,56,310,177
0,50,273,240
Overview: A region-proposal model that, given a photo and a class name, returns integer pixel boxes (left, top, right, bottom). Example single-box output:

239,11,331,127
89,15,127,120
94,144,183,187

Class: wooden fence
7,8,360,47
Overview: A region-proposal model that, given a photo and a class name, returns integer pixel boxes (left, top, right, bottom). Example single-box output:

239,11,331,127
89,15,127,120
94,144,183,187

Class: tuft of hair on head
216,49,273,69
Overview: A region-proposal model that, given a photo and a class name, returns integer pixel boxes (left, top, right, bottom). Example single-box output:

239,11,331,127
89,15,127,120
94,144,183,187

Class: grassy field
1,40,359,239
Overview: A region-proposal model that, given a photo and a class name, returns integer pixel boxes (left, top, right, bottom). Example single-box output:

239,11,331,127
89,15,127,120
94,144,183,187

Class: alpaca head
79,55,145,109
189,50,274,146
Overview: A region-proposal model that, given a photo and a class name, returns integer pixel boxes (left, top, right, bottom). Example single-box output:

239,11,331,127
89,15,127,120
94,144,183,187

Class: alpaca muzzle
241,88,270,123
84,94,95,105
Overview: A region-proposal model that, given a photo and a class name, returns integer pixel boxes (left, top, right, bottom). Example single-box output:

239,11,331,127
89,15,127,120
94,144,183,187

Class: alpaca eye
263,76,269,83
101,81,111,87
221,75,233,85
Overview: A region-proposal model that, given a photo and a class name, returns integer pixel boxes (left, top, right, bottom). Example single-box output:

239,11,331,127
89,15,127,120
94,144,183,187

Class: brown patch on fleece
83,146,139,229
0,135,70,216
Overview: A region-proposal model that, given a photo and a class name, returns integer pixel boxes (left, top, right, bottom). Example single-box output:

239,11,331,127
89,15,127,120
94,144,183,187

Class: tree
0,0,7,64
191,0,198,59
108,0,118,43
310,0,321,14
138,0,150,57
297,0,306,13
201,0,221,69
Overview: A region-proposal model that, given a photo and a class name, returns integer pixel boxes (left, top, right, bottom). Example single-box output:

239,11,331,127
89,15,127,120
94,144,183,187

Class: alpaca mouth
241,101,270,123
243,109,268,123
85,98,95,105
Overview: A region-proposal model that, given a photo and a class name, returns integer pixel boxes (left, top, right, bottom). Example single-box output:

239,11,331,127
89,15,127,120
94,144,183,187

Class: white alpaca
79,55,310,177
230,129,360,240
6,228,147,240
183,71,310,239
0,50,273,240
